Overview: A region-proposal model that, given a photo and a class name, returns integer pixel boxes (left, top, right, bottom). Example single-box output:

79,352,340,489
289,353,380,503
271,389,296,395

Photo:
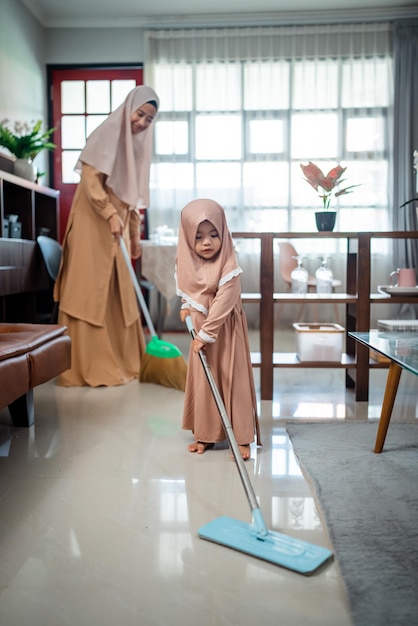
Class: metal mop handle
119,238,157,339
185,316,268,537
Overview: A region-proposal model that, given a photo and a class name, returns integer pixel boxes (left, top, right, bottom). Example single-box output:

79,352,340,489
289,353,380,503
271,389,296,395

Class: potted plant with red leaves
300,161,359,231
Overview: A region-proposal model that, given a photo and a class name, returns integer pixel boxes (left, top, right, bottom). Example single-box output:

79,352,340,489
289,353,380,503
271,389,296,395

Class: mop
120,238,187,391
185,316,332,574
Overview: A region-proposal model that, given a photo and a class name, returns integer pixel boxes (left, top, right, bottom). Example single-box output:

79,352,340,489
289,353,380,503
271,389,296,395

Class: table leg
374,361,402,453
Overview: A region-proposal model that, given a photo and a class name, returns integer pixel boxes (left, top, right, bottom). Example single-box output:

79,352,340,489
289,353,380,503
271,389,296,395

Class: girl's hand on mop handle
185,315,207,354
180,308,191,323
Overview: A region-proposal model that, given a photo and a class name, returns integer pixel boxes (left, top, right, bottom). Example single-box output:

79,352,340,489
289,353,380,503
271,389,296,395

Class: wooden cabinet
0,169,60,321
232,231,418,402
0,169,59,241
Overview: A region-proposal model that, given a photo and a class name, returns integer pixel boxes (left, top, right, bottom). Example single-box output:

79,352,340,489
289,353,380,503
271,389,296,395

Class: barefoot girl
176,198,261,460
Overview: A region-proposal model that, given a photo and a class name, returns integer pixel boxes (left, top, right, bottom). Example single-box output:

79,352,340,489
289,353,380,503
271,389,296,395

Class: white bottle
316,257,333,294
291,257,309,294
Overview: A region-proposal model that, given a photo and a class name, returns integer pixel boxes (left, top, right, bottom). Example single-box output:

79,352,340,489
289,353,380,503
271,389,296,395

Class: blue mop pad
199,516,332,575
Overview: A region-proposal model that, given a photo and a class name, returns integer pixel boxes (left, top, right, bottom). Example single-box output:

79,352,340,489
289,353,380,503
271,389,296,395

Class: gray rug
286,422,418,626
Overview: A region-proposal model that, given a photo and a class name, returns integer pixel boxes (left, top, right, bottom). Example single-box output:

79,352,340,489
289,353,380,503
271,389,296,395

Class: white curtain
392,19,418,319
393,20,418,264
145,23,392,233
144,23,395,328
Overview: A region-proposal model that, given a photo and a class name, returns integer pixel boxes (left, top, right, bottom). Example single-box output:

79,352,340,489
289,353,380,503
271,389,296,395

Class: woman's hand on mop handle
108,213,124,241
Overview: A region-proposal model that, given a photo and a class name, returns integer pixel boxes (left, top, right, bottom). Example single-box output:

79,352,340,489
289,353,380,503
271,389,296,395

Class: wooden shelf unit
0,169,60,322
0,169,59,241
232,231,418,402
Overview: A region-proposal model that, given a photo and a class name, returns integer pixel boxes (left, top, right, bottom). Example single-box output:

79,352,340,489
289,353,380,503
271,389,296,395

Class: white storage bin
293,323,345,362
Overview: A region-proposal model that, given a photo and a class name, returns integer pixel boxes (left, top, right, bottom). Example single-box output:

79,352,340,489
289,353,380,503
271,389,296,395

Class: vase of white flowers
0,119,56,182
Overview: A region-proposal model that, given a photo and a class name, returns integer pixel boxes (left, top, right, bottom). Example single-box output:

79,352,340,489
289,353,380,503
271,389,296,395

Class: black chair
36,235,164,334
36,235,62,323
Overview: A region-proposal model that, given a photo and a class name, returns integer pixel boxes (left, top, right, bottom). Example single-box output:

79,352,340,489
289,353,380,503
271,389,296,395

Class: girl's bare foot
239,444,251,460
188,441,213,454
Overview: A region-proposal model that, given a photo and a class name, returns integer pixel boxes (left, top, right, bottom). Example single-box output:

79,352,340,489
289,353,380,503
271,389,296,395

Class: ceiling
21,0,418,28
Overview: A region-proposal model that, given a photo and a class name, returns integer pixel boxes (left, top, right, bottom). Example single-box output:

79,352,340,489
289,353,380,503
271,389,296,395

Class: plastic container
293,323,345,362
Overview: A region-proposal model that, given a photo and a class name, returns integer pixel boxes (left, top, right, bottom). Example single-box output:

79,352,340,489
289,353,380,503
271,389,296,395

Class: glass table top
349,330,418,376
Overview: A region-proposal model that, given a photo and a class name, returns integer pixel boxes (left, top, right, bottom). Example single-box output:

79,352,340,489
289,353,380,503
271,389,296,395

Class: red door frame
48,66,143,240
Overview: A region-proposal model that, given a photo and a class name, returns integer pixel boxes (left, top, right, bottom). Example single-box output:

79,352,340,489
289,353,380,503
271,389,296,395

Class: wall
0,0,50,180
45,28,145,65
0,5,146,185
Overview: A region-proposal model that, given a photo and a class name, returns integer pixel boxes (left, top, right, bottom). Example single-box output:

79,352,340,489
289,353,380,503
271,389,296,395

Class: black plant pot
315,211,337,232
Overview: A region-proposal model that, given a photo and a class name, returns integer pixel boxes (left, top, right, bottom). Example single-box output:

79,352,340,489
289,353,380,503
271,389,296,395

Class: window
147,24,393,237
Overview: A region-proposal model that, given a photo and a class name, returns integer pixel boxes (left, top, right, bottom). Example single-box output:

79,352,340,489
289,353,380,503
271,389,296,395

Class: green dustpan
145,335,183,358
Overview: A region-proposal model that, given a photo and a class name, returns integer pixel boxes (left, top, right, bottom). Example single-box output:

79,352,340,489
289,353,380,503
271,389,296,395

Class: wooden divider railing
232,231,418,402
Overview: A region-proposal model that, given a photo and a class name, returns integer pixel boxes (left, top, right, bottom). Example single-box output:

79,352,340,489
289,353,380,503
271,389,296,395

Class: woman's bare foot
239,444,251,460
188,441,213,454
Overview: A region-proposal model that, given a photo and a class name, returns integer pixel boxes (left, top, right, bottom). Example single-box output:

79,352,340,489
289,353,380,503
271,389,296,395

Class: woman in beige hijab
54,85,159,386
176,199,261,459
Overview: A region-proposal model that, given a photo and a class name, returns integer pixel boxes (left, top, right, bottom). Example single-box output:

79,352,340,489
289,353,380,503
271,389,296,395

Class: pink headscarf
175,198,242,315
75,85,159,208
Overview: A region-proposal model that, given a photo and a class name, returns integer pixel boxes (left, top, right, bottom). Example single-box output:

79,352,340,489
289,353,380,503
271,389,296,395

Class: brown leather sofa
0,323,71,427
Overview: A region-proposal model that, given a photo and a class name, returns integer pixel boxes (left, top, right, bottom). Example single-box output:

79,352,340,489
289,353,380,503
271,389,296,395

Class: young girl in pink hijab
176,199,261,459
54,85,159,386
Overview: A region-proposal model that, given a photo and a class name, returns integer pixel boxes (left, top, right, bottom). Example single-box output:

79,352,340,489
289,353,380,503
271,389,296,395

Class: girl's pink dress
176,199,261,446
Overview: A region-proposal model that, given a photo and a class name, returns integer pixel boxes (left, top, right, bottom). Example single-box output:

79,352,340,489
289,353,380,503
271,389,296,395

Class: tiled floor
0,330,416,626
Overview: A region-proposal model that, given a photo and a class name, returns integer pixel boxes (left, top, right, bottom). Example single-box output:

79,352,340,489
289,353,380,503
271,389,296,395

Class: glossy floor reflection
0,330,417,626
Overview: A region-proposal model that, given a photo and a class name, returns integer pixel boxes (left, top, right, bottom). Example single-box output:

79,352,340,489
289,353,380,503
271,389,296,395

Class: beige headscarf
175,198,242,316
75,85,159,208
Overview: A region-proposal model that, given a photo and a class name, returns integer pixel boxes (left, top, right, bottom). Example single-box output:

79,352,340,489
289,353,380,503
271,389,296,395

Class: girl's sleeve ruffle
218,266,243,288
197,329,215,343
175,288,208,316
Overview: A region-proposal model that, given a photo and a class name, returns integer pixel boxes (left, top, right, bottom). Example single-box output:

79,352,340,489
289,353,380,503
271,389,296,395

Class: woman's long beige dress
54,164,145,386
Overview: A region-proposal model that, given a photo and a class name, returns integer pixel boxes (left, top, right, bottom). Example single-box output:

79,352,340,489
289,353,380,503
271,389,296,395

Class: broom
120,238,187,391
